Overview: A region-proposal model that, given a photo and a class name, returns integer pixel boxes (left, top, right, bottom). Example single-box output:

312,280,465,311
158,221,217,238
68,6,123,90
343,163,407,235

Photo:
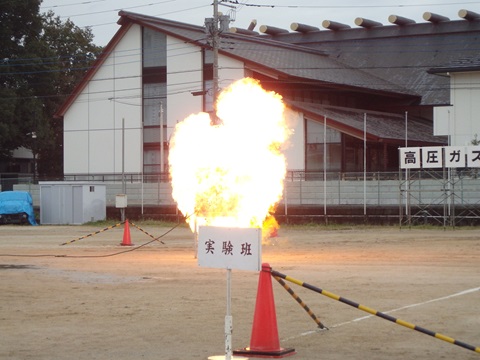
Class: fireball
168,78,290,236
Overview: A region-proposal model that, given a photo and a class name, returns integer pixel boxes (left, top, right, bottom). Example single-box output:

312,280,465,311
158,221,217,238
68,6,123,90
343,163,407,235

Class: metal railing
5,170,480,225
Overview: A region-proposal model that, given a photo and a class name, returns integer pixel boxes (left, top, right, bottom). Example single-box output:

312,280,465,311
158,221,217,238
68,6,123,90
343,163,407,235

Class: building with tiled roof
56,9,480,179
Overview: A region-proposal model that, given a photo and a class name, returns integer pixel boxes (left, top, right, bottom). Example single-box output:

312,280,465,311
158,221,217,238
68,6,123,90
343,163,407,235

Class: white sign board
444,146,467,168
399,147,420,169
467,146,480,168
421,146,443,168
198,226,261,271
400,146,480,169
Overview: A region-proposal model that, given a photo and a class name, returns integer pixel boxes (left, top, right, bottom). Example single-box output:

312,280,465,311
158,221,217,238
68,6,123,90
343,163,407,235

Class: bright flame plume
169,78,290,236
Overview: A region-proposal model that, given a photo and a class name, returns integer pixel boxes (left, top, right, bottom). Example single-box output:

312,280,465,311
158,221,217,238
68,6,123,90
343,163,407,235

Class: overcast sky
40,0,480,46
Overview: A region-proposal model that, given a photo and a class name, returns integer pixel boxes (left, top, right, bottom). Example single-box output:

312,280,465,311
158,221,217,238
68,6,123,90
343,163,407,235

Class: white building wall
64,26,306,176
165,41,246,140
64,24,143,175
64,131,89,173
433,106,451,138
218,56,245,91
166,37,203,139
283,108,305,170
434,71,480,146
450,72,480,145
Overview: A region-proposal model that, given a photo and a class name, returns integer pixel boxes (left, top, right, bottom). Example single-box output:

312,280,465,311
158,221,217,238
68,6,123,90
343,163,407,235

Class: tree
36,10,102,177
0,0,44,160
0,2,102,179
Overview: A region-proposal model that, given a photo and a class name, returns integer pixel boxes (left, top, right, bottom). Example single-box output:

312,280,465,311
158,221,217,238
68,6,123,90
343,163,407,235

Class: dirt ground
0,222,479,360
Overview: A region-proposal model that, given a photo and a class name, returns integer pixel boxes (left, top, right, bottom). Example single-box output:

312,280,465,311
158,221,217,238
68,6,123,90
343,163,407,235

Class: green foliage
0,2,103,177
0,0,43,161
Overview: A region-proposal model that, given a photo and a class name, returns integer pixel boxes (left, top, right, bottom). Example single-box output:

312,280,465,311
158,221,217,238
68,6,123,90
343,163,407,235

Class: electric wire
61,1,176,19
48,4,212,31
1,57,474,100
3,27,479,74
35,0,479,45
39,0,480,21
0,219,189,259
227,1,480,9
4,31,480,68
3,6,480,101
41,0,107,9
4,41,479,77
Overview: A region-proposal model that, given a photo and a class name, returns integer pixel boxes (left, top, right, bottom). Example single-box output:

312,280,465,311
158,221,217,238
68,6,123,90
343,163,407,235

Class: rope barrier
2,216,195,259
60,222,125,246
272,275,328,330
271,269,480,354
130,222,165,244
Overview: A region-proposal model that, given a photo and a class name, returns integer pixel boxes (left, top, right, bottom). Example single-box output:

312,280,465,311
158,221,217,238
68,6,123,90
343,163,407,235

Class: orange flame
169,78,290,235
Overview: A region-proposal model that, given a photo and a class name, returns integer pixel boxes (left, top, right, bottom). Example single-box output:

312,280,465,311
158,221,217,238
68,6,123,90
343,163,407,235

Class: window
305,119,342,172
143,83,166,126
143,27,167,174
143,28,166,68
144,149,161,174
344,135,364,172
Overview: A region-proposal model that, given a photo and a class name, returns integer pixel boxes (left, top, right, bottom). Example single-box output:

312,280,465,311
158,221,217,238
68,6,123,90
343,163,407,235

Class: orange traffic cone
234,263,295,358
120,219,134,246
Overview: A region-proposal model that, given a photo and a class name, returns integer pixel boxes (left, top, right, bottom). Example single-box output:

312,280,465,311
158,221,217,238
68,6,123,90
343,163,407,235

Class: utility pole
160,102,164,176
206,0,230,125
213,0,219,108
121,117,126,222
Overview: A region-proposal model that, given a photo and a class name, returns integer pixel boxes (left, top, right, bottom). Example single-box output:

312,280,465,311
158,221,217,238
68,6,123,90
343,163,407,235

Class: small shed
40,182,106,225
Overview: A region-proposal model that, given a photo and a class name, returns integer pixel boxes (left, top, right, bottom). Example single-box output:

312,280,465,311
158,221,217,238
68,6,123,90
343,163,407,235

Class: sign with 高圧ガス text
197,226,261,271
399,146,480,169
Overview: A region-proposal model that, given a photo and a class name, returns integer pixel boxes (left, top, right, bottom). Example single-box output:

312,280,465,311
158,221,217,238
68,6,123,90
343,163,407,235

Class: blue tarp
0,191,37,225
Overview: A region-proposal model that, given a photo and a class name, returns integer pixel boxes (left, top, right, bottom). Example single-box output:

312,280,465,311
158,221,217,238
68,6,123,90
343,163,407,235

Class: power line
60,0,175,18
227,1,480,9
4,36,479,74
40,2,212,31
2,75,461,104
2,54,475,99
3,20,478,99
41,0,107,9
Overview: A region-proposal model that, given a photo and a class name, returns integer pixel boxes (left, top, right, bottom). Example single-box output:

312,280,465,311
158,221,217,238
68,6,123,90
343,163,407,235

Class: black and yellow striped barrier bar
273,275,327,330
271,269,480,354
130,222,165,244
60,222,124,246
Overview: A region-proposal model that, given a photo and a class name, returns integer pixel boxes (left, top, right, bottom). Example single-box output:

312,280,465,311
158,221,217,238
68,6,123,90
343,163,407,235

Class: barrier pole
272,275,327,330
271,269,480,354
60,222,124,246
130,222,165,244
